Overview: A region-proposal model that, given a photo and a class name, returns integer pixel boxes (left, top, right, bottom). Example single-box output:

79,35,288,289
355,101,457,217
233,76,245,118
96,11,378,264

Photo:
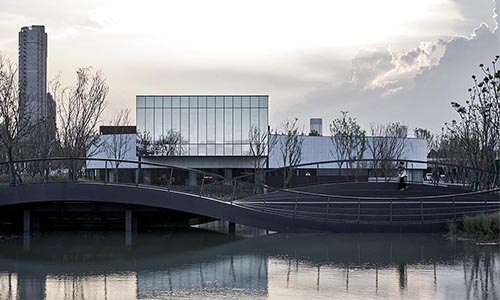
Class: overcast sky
0,0,499,134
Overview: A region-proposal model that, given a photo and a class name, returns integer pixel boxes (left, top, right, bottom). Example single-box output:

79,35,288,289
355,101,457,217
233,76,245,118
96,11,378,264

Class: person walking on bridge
397,161,407,191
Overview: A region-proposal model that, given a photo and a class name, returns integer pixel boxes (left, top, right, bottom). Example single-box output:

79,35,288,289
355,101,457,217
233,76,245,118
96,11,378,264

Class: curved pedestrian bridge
0,158,498,232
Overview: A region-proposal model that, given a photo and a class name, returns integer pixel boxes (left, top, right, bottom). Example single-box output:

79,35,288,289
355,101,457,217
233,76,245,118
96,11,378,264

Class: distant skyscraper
310,118,323,136
19,25,48,123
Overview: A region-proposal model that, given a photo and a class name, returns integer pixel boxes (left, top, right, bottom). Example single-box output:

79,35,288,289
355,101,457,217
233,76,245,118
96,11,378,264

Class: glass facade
136,95,269,156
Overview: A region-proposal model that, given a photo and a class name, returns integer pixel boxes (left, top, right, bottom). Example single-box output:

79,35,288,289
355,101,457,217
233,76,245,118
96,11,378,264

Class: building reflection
0,233,497,300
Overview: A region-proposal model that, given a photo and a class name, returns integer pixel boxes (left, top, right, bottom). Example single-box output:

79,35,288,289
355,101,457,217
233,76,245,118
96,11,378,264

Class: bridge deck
0,181,498,232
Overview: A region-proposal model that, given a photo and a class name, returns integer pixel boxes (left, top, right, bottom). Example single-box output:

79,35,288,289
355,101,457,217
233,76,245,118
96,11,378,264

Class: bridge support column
23,209,31,250
125,209,133,246
23,209,30,236
228,222,235,235
188,171,197,186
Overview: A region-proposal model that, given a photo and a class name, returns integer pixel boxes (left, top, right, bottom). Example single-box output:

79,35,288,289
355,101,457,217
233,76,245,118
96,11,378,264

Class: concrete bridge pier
125,208,133,246
188,171,197,186
23,209,30,235
228,222,236,235
23,209,30,250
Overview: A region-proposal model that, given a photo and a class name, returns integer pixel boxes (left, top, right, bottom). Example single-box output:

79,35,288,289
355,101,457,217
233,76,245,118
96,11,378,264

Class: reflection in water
0,230,498,300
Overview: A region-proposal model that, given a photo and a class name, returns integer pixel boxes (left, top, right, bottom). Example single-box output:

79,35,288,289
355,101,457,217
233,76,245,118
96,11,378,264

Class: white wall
269,135,427,169
87,134,428,170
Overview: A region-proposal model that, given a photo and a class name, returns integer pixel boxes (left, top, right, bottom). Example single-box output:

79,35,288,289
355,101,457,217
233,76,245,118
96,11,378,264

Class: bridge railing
0,157,499,224
1,157,499,201
0,157,248,202
229,158,500,191
227,158,500,224
235,187,500,224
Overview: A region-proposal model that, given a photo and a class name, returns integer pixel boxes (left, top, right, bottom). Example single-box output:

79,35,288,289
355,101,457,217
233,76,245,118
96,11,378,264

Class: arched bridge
0,158,498,232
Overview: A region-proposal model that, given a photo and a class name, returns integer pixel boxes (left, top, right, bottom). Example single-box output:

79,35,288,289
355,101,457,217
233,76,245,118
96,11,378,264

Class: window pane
145,96,154,108
189,108,198,143
145,109,154,137
241,108,250,144
164,96,172,108
180,96,189,108
172,108,180,132
241,144,250,156
224,96,232,108
250,96,259,108
207,144,215,156
224,108,232,143
216,96,224,107
163,108,171,133
207,96,215,107
172,96,181,108
250,108,259,131
206,108,215,143
155,108,163,140
215,108,224,143
233,96,242,107
180,142,187,156
198,144,207,156
189,144,198,156
189,96,197,108
216,144,223,156
233,144,242,156
136,108,145,133
224,144,233,156
242,96,250,107
198,96,206,108
137,96,146,107
155,96,163,108
198,108,206,143
259,96,268,108
260,108,268,133
233,108,242,143
180,109,189,143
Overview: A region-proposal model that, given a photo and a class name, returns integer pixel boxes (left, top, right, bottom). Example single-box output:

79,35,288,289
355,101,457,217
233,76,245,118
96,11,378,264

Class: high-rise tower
19,25,48,123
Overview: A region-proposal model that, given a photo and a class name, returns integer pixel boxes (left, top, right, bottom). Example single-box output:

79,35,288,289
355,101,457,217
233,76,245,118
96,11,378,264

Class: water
0,226,498,300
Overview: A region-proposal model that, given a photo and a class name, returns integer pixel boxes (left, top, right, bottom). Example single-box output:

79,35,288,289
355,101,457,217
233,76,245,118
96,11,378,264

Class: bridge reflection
0,232,497,300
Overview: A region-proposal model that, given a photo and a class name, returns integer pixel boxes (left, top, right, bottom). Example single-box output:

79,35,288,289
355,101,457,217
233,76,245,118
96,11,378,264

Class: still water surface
0,226,498,300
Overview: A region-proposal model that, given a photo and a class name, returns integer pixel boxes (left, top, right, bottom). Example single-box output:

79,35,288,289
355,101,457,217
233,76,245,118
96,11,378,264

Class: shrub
462,212,500,240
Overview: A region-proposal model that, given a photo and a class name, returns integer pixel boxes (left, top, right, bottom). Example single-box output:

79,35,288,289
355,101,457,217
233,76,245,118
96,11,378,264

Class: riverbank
448,212,500,242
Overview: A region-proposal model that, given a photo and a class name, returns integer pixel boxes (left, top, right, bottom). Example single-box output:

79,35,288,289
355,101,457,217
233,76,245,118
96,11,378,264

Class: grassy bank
448,212,500,242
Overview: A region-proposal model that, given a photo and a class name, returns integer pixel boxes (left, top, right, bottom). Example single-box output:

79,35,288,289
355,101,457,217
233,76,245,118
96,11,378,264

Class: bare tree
154,130,185,156
136,130,154,157
414,127,434,157
277,118,304,187
446,56,500,189
22,92,58,182
0,56,35,184
103,108,132,181
367,122,408,181
329,111,366,175
52,67,108,180
249,125,277,188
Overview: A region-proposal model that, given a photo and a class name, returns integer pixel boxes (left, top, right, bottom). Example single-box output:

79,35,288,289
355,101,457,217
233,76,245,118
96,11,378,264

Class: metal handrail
1,156,499,202
0,156,228,181
243,186,500,201
229,158,500,182
1,156,498,226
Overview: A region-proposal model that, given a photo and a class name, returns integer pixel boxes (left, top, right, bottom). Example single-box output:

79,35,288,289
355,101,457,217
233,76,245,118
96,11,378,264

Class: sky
0,0,499,134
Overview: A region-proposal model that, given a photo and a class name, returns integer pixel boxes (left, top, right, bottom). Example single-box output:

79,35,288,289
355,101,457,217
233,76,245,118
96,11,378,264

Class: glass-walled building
136,95,269,157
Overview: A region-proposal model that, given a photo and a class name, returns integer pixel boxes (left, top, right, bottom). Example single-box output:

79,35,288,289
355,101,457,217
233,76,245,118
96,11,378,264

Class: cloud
282,3,500,134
